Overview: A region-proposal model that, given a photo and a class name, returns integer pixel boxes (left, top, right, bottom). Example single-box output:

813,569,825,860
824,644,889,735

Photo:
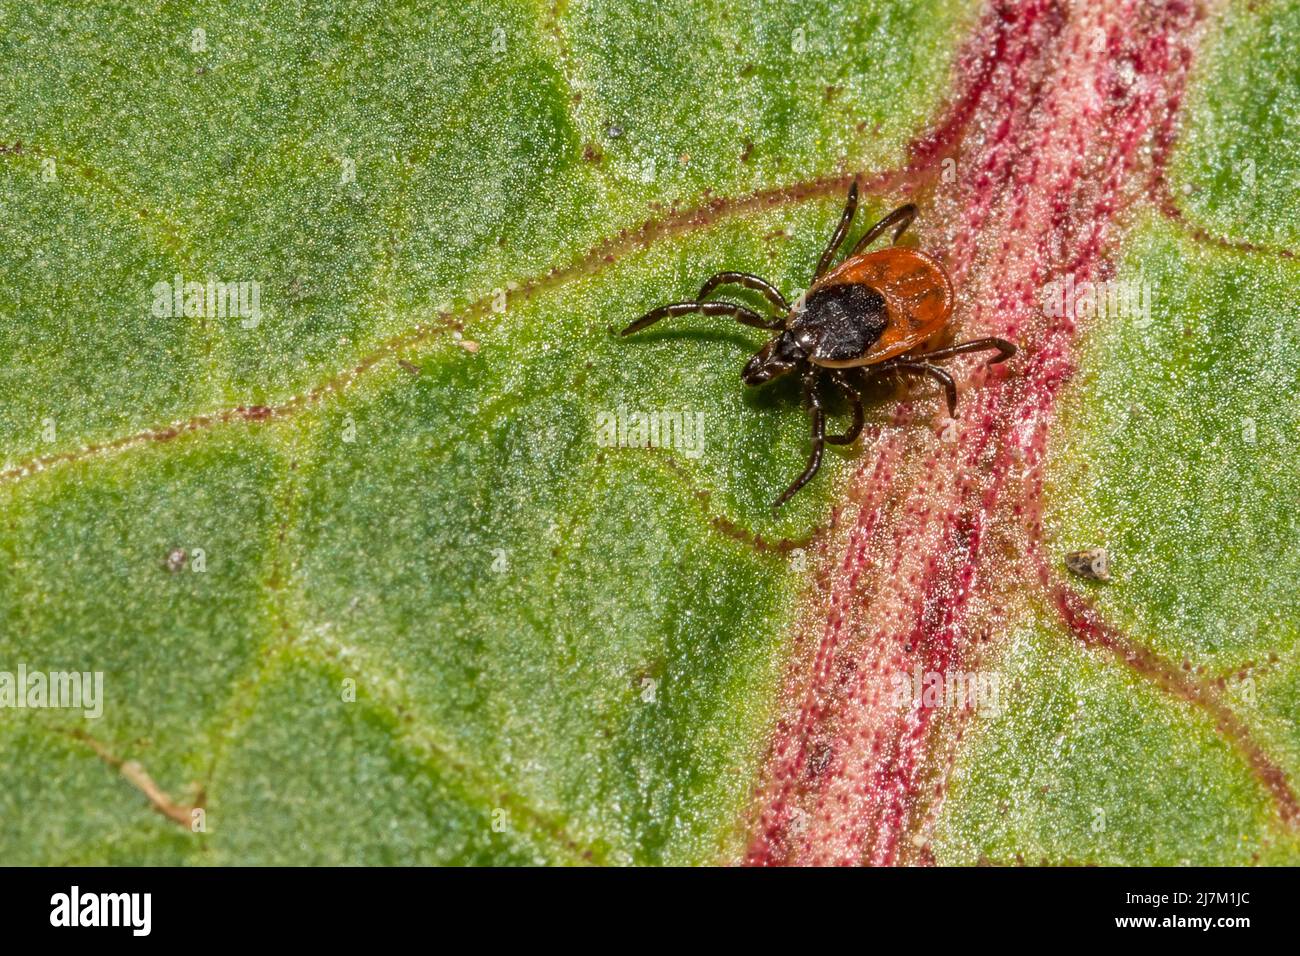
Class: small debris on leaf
1065,546,1111,581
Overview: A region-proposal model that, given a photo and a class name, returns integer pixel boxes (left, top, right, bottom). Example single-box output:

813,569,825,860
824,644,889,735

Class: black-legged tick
620,180,1016,509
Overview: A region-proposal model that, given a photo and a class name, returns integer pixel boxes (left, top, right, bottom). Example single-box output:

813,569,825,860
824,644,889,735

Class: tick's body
793,247,953,367
620,181,1015,509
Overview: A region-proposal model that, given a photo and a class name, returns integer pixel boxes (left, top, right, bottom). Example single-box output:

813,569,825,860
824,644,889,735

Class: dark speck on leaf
1065,546,1111,581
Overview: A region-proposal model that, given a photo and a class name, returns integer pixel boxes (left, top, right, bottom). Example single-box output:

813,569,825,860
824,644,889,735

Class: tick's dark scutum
793,283,889,363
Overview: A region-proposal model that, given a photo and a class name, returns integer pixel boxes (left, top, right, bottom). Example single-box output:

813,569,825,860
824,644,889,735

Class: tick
619,180,1016,509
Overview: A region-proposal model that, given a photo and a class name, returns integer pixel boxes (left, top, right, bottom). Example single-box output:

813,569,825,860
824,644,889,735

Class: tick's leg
620,300,783,336
773,373,828,510
814,180,860,278
849,202,918,256
890,361,959,417
697,272,790,316
910,336,1016,364
825,372,864,445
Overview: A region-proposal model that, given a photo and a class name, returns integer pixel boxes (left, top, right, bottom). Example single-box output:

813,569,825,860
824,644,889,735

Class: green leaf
938,0,1300,865
2,0,1298,866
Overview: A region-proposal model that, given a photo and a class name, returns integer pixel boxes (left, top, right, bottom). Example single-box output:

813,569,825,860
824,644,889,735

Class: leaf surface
1,0,1297,865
